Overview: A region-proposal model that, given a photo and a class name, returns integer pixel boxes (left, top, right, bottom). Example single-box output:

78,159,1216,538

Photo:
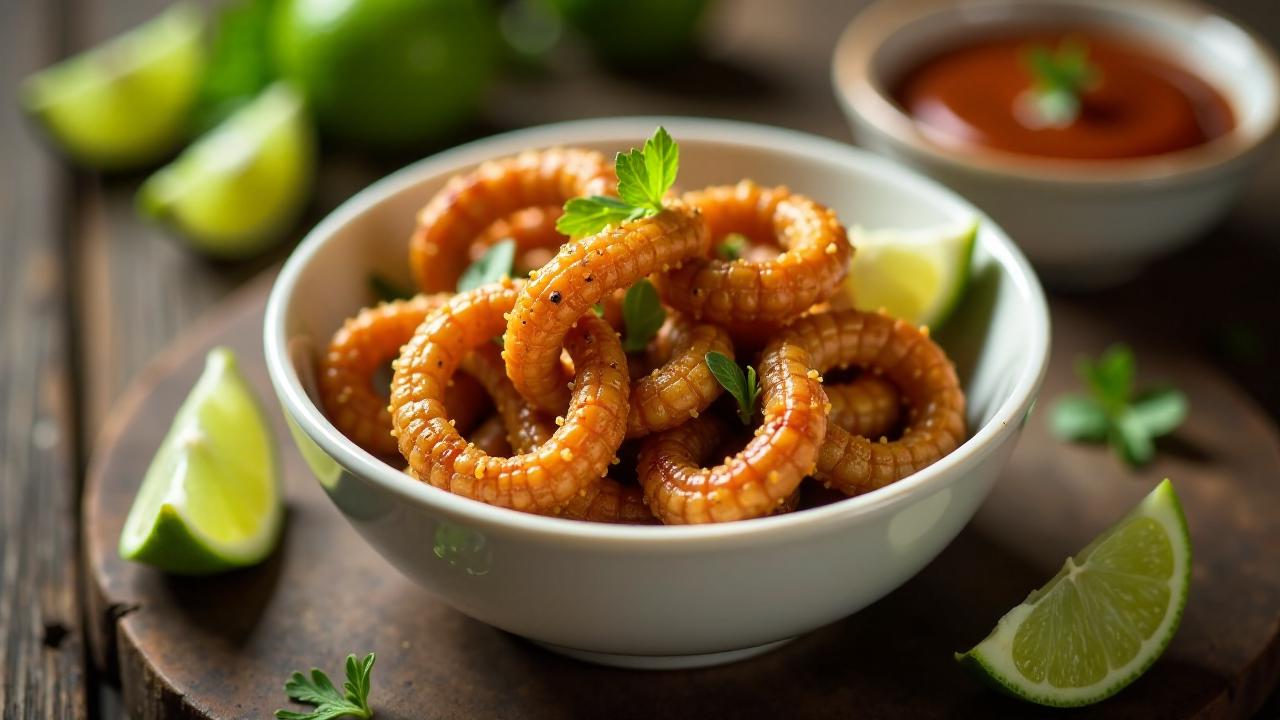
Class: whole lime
271,0,499,150
548,0,708,71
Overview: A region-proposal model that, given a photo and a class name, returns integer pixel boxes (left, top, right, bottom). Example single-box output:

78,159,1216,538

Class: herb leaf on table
275,652,376,720
1050,345,1187,467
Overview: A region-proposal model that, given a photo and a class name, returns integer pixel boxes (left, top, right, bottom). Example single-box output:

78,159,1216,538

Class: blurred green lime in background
138,83,315,259
21,2,204,170
548,0,708,71
272,0,500,150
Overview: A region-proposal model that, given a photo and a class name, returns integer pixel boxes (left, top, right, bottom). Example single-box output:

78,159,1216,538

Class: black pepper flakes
549,291,562,304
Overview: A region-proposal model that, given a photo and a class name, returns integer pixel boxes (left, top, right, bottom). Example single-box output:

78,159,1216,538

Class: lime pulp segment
119,347,282,575
845,219,978,329
957,479,1191,707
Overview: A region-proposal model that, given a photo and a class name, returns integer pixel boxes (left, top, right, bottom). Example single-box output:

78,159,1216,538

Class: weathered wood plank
0,0,87,716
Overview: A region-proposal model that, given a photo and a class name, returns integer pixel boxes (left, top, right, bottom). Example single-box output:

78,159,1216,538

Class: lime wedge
843,219,978,329
137,82,315,259
119,347,283,575
957,479,1191,707
21,3,204,170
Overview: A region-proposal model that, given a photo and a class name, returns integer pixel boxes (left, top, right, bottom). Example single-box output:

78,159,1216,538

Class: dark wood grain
82,280,1280,720
0,0,87,718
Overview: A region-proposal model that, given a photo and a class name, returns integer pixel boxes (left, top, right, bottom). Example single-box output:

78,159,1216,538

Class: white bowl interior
863,0,1279,153
270,118,1047,535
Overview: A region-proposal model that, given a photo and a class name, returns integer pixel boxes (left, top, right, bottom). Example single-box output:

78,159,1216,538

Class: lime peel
119,347,283,575
957,479,1191,707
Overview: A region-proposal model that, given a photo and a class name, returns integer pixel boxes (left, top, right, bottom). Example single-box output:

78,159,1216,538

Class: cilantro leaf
276,653,375,720
555,196,645,237
458,239,516,292
1051,344,1185,467
556,127,680,237
621,279,666,353
1020,38,1100,126
705,351,760,425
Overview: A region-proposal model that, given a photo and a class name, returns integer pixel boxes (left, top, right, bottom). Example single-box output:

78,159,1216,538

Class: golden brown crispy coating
825,373,902,439
782,309,966,494
471,205,567,274
504,205,711,412
635,334,828,524
657,181,852,342
626,313,733,438
390,282,632,515
410,148,615,292
319,294,487,456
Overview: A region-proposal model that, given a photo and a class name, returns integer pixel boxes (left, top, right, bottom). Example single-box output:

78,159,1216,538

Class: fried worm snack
783,310,966,494
504,205,710,412
636,335,828,524
658,181,852,341
319,294,487,456
825,374,902,439
627,314,733,438
410,148,615,292
471,205,567,274
390,283,631,515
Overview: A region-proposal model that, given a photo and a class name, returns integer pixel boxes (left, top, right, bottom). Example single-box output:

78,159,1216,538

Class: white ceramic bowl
833,0,1280,287
264,117,1050,669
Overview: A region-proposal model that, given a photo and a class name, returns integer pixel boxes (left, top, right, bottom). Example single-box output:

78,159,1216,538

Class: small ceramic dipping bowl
264,117,1049,669
833,0,1280,287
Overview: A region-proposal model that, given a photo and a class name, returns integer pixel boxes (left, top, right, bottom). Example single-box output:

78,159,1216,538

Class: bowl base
534,637,795,670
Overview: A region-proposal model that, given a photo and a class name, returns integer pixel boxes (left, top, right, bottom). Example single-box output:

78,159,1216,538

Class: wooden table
2,0,1277,717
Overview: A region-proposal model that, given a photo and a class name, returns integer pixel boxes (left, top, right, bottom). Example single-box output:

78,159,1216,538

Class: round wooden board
85,274,1280,720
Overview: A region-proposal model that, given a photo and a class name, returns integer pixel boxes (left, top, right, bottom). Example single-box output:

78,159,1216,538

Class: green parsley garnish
1020,38,1100,127
555,126,679,238
367,273,413,303
705,351,760,425
1050,344,1187,467
457,238,516,293
276,652,376,720
621,279,666,353
717,233,748,260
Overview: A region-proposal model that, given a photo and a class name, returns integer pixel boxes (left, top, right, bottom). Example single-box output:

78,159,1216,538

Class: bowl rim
264,116,1051,548
831,0,1280,186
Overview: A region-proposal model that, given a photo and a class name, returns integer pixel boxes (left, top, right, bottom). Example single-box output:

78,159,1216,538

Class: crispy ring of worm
783,310,966,494
319,294,487,456
391,282,631,515
635,336,828,524
461,342,654,523
626,314,733,438
410,148,615,292
504,205,710,412
657,181,852,340
471,206,566,274
825,374,902,439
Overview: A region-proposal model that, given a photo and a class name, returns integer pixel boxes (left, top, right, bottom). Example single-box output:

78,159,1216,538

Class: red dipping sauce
894,31,1235,160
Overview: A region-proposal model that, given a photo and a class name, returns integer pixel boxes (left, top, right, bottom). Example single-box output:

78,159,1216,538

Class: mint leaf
1078,344,1133,411
621,279,666,353
705,351,759,425
616,126,677,210
194,0,277,132
555,196,645,237
1112,410,1155,467
276,653,375,720
458,239,516,292
1021,39,1099,126
1050,395,1108,441
1128,389,1187,437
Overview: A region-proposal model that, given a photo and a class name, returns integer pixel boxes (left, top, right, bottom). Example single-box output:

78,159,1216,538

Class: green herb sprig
1020,38,1100,127
717,233,748,260
276,652,376,720
705,351,760,425
457,238,516,292
556,127,678,237
1050,345,1187,467
621,279,666,353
